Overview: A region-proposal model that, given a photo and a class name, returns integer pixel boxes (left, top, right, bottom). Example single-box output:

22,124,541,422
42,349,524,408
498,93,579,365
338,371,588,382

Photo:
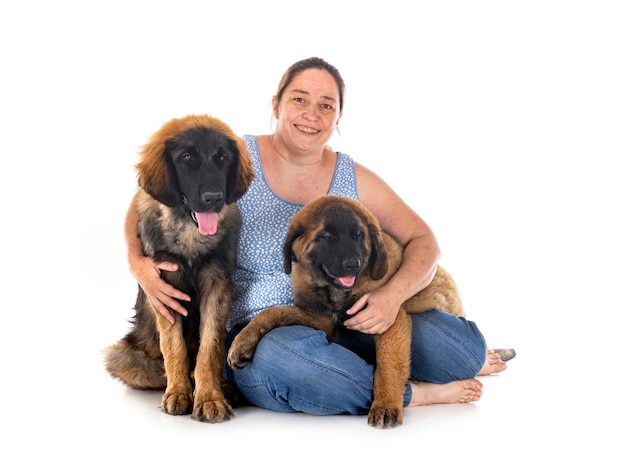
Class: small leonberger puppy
227,195,466,428
104,114,254,423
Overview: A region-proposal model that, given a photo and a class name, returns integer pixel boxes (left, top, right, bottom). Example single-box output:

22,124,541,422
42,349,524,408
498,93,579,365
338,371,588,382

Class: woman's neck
268,134,325,168
257,134,336,204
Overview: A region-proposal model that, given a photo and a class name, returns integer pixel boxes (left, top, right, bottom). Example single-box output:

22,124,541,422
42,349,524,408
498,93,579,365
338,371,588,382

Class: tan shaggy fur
227,195,465,428
104,114,254,423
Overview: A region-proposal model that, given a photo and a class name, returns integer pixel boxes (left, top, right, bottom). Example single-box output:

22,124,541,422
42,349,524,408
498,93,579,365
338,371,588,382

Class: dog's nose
342,258,361,272
201,192,224,208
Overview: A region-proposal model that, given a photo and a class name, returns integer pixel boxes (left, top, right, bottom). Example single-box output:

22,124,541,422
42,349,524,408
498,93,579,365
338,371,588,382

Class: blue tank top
229,134,358,329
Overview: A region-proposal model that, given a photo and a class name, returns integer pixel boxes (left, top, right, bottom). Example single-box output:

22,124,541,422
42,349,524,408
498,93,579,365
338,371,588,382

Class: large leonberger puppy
228,195,477,428
104,114,254,423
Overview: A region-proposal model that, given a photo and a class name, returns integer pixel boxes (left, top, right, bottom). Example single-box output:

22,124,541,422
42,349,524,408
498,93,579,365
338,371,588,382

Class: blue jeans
224,309,487,415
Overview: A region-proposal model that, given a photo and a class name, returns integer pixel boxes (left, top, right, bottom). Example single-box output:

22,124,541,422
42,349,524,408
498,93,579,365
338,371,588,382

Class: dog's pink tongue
196,211,218,235
337,276,356,288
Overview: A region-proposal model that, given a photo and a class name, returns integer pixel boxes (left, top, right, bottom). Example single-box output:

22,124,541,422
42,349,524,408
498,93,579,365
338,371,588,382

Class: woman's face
273,68,343,151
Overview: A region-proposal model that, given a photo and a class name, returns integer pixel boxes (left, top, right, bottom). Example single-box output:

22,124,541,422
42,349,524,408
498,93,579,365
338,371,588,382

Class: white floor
2,2,625,462
4,260,624,463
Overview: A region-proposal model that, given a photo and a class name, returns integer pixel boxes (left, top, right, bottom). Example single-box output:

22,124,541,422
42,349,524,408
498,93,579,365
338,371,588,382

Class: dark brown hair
274,57,346,112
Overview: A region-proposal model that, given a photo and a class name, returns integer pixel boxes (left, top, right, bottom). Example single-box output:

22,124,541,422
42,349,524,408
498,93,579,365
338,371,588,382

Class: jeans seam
261,329,372,413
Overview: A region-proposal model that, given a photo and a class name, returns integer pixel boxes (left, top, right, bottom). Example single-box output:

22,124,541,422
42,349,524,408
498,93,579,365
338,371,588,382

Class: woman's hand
130,254,190,324
343,290,401,335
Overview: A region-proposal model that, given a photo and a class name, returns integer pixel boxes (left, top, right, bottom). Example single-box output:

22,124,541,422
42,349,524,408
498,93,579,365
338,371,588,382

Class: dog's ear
367,223,389,280
225,136,255,204
136,136,182,207
283,226,305,274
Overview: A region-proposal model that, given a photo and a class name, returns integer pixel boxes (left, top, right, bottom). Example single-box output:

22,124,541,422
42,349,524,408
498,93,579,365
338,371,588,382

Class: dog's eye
213,151,228,163
318,231,336,242
353,230,364,240
177,147,199,163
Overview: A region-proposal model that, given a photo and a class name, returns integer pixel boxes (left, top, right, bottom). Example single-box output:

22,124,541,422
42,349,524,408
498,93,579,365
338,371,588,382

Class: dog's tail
103,340,166,390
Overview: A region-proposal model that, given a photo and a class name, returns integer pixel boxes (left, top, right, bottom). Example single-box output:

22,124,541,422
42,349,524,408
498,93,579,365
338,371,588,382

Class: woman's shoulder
244,134,276,156
353,161,399,203
353,159,379,182
241,133,257,145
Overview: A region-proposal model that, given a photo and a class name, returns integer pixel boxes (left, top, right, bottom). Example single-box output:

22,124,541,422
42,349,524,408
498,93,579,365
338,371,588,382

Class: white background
1,1,624,462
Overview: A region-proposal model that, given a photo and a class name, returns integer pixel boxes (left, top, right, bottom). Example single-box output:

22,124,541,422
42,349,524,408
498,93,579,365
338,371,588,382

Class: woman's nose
302,106,319,120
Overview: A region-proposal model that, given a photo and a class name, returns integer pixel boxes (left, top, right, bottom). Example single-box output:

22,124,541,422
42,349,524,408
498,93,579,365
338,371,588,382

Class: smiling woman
121,57,509,428
3,0,624,458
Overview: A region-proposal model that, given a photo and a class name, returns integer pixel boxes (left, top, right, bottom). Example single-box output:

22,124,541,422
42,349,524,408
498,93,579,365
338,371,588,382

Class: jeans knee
227,325,374,415
410,310,487,382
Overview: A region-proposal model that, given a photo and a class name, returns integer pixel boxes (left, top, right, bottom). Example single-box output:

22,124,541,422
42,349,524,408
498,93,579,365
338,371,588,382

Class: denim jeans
224,309,487,415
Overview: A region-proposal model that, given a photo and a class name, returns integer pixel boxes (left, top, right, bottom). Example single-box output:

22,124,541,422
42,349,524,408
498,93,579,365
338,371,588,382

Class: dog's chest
294,285,354,322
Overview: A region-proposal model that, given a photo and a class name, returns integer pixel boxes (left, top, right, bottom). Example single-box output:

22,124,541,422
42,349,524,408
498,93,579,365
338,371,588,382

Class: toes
493,348,517,362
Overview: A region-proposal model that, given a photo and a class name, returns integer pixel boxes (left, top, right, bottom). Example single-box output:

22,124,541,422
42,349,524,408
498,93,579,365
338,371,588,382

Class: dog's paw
368,407,403,429
161,392,193,415
191,399,234,423
227,340,257,369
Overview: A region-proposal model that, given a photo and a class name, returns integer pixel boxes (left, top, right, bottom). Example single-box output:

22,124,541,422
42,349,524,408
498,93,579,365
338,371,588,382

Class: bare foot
478,349,507,375
492,348,516,362
408,378,483,407
478,349,516,376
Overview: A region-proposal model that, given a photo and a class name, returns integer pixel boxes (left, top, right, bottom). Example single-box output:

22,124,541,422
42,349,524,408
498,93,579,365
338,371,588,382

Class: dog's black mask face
308,210,368,290
164,126,240,219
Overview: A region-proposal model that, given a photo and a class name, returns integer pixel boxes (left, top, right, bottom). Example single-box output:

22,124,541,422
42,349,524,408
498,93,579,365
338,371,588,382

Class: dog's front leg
157,315,193,415
227,305,336,369
192,270,234,423
368,309,412,428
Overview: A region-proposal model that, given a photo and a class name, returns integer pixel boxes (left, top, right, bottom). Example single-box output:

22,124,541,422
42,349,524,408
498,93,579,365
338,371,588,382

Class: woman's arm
343,163,441,334
125,195,190,324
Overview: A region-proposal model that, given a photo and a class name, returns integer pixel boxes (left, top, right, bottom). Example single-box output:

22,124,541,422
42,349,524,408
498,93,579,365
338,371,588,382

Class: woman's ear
335,111,343,127
272,95,279,118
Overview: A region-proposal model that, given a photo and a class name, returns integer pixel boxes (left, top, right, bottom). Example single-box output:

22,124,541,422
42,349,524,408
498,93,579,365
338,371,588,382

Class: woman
125,57,507,415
